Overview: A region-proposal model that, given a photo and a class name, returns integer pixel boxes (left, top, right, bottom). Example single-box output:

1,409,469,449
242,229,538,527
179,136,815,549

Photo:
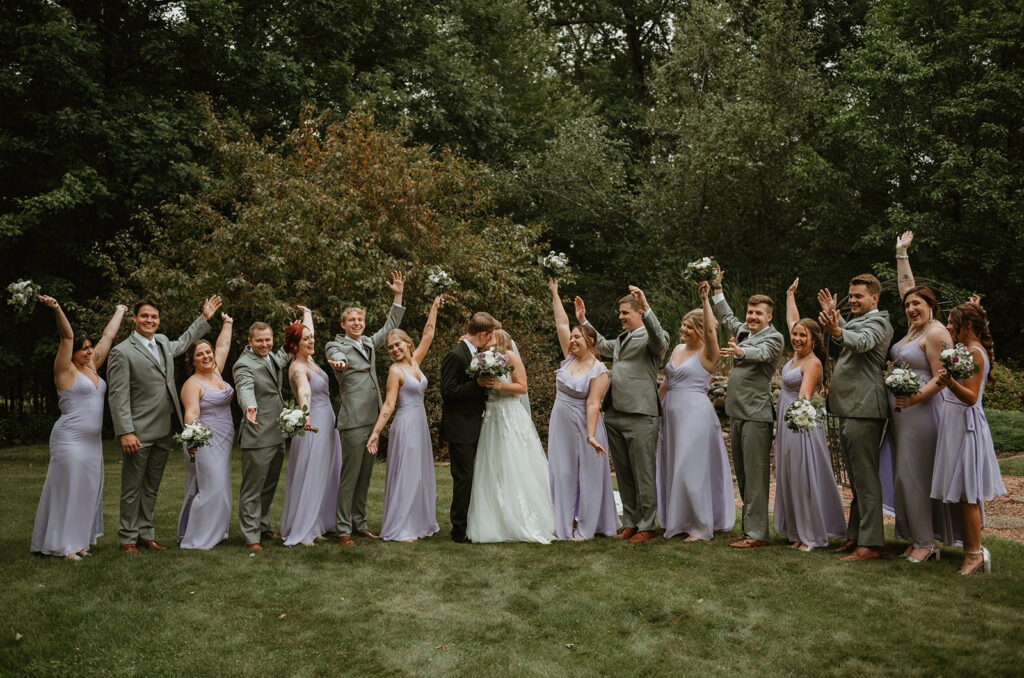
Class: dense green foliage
3,0,1022,440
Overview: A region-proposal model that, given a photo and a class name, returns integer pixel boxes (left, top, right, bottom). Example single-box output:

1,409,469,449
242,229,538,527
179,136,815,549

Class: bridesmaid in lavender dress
281,312,343,546
367,295,445,541
657,282,735,540
773,279,845,551
31,296,126,560
177,315,235,549
546,278,618,540
931,303,1006,576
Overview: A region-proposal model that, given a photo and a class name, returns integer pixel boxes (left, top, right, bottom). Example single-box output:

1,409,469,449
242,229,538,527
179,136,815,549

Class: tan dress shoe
612,528,637,540
356,530,380,539
730,538,770,549
338,535,356,546
247,543,263,551
839,546,881,561
120,544,139,554
835,539,858,553
139,540,168,551
628,531,656,543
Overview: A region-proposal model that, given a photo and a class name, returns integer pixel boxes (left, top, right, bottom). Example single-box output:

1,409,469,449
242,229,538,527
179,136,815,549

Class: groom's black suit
440,341,487,542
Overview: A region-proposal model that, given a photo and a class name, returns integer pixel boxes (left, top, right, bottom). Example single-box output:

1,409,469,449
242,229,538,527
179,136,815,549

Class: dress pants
239,443,286,544
603,409,659,532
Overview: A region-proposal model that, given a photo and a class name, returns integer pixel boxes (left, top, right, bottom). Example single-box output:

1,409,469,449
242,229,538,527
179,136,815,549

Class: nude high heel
906,546,940,564
959,547,991,576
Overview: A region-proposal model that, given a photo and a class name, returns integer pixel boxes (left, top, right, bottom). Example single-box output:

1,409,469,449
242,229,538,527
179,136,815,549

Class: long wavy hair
947,302,996,385
793,317,829,394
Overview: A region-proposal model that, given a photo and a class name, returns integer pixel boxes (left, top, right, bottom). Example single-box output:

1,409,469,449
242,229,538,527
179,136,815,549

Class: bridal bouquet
683,257,719,285
174,421,213,461
940,343,978,381
538,251,573,280
784,397,826,432
7,279,41,317
278,402,317,438
466,347,514,379
425,267,457,296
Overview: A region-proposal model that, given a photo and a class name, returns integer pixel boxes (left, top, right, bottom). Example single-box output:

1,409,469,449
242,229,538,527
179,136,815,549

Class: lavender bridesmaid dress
888,338,962,548
656,355,735,539
930,349,1006,526
177,378,235,549
31,369,105,556
379,366,439,541
772,359,846,547
547,356,619,540
281,366,343,546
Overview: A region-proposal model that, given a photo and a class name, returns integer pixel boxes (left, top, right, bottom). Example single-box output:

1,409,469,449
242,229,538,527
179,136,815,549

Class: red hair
283,322,306,355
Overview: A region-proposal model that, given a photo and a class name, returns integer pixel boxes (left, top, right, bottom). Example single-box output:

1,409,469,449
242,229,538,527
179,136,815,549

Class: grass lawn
3,441,1023,677
988,408,1024,454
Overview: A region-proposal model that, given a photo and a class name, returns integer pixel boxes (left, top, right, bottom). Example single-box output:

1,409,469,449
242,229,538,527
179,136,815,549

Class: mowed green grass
2,441,1023,677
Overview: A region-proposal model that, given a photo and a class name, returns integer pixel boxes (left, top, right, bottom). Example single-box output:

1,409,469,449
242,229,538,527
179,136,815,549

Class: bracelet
895,254,909,260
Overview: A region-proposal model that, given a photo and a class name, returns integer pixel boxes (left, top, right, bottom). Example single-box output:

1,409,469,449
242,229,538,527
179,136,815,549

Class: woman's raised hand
896,230,914,251
787,278,799,296
39,295,59,310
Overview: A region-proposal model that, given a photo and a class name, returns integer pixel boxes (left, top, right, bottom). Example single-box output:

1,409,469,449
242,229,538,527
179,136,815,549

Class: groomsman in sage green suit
711,272,784,549
325,272,405,546
233,305,312,551
576,286,669,543
818,274,893,561
108,296,218,553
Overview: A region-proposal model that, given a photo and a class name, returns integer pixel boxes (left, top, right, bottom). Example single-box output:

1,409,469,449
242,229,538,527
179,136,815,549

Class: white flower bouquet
784,397,825,432
466,347,514,379
425,267,457,296
940,343,978,381
174,421,214,461
278,402,317,438
683,257,719,285
7,279,41,316
538,251,572,279
884,361,923,412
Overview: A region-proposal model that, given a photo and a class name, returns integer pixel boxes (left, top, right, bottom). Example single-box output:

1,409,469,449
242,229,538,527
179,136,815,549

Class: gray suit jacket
589,310,670,417
107,316,211,441
324,303,405,430
713,297,784,423
827,311,894,419
233,346,293,448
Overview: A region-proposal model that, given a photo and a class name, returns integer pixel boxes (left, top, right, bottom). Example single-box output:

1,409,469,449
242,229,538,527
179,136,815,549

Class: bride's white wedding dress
466,375,555,544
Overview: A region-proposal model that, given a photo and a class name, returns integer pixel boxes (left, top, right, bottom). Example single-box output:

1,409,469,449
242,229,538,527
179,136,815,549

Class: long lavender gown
547,356,619,540
888,338,962,548
177,378,234,550
31,369,105,556
379,366,439,541
656,355,735,540
930,349,1006,526
281,366,343,546
772,359,846,547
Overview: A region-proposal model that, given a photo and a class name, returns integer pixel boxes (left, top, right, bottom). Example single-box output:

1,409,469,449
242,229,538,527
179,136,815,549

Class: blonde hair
680,309,713,340
492,329,514,353
341,307,365,323
385,329,415,354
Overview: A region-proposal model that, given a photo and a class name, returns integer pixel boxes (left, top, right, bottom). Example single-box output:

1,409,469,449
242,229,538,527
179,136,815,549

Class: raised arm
213,313,233,373
413,295,443,364
297,304,313,333
40,296,76,388
585,371,609,456
168,295,218,357
786,278,800,333
366,365,403,455
896,231,915,297
576,296,615,359
699,283,721,371
631,286,670,359
550,278,571,358
92,303,128,369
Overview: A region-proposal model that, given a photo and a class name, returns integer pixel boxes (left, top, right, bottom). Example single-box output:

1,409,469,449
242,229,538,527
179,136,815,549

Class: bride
466,330,555,544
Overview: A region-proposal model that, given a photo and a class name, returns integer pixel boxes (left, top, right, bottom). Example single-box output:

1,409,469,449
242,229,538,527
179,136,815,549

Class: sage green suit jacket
233,346,293,449
827,311,894,419
713,297,784,423
588,310,670,417
107,316,211,441
324,303,405,430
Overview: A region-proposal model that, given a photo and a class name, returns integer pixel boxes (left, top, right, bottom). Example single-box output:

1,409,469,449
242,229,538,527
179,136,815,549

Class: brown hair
184,339,214,376
747,294,774,311
793,318,829,392
618,294,644,313
947,303,996,385
73,331,93,354
901,285,941,323
849,274,881,296
571,324,599,357
282,322,307,355
385,329,415,355
248,321,272,338
492,329,514,354
467,311,501,335
133,298,161,315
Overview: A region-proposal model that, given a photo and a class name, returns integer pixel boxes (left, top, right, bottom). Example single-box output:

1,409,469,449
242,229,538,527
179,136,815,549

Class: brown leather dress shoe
120,544,139,554
139,540,168,551
835,539,857,553
730,538,770,549
338,535,356,546
612,528,637,540
629,531,656,543
261,531,281,540
356,530,380,539
247,543,263,551
839,546,881,562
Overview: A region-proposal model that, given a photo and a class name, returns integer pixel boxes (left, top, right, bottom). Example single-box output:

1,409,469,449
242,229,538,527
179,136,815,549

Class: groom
440,311,501,543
